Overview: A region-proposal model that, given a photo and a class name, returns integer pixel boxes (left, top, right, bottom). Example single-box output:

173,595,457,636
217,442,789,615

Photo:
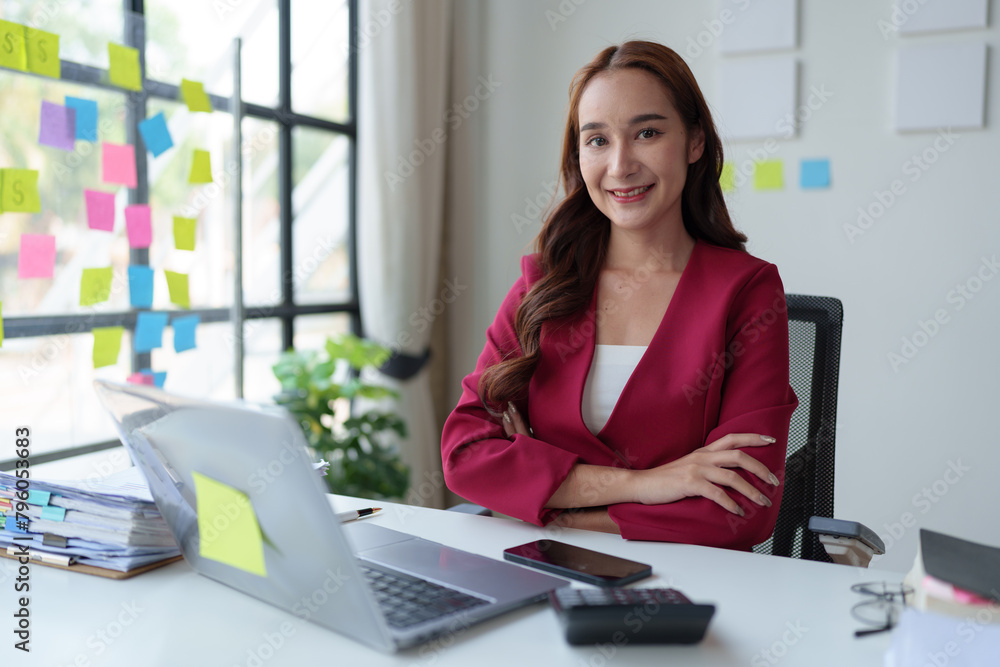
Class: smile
608,184,653,200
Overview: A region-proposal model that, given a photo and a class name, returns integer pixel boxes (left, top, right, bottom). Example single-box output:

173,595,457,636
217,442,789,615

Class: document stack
0,466,180,574
885,529,1000,667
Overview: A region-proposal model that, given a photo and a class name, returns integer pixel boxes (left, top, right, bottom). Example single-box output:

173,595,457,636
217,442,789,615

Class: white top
581,344,647,435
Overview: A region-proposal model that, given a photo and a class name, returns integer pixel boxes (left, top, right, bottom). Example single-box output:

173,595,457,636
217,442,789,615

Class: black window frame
0,0,360,469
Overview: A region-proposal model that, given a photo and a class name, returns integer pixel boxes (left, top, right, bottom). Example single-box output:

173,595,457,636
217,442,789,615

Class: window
0,0,358,471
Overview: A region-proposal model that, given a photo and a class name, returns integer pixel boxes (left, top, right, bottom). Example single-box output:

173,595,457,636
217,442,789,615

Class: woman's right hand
631,433,781,515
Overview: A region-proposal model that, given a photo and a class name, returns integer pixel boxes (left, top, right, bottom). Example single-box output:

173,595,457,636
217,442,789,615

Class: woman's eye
638,128,660,139
586,136,607,147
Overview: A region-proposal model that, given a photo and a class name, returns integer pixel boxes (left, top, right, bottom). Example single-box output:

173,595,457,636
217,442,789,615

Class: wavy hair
479,41,746,412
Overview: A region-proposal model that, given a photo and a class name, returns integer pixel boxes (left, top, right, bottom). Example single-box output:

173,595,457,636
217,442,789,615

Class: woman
440,41,797,550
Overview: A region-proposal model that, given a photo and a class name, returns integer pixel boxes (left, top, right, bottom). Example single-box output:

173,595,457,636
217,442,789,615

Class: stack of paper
885,529,1000,666
0,467,180,572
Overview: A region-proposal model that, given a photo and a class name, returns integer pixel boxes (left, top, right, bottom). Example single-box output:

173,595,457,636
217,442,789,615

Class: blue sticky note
41,506,66,521
800,159,831,189
127,265,154,308
138,111,173,158
27,490,51,506
4,514,27,533
172,314,200,352
135,311,168,352
140,368,167,388
65,96,98,142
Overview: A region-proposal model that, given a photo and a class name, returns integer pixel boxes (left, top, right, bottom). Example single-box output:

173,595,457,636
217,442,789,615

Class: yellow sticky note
173,216,196,251
1,169,41,213
25,27,59,78
720,161,736,193
108,42,142,92
754,160,784,191
92,326,123,368
0,21,28,71
164,270,190,309
188,149,212,183
80,267,113,306
180,79,213,113
191,471,267,577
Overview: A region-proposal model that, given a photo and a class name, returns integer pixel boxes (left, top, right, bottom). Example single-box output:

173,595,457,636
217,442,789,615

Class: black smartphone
503,539,652,587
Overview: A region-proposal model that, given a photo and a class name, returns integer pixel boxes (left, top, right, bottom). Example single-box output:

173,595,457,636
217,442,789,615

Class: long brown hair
479,41,746,412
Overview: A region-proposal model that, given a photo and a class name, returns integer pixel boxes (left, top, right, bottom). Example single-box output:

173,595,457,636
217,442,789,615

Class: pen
336,507,382,523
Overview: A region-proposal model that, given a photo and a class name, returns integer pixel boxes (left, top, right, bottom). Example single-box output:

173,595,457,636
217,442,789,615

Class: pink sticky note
84,189,115,231
126,372,155,386
18,234,56,279
102,142,137,188
124,204,152,248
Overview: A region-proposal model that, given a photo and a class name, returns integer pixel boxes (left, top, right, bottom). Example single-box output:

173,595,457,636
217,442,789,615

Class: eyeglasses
851,582,914,637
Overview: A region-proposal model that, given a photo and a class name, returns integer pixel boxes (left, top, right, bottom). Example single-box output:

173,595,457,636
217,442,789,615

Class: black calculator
549,586,716,645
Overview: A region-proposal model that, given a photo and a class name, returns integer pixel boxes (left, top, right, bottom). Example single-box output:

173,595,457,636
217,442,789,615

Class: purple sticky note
39,101,77,151
18,234,56,279
124,204,152,248
84,189,115,231
102,142,137,188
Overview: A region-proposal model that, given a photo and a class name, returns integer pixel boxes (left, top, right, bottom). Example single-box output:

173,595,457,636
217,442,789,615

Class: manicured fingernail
503,411,511,423
761,435,776,443
769,473,780,486
508,402,517,414
758,494,772,507
734,506,745,517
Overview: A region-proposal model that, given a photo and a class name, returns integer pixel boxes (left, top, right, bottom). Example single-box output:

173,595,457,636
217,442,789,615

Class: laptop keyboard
360,564,490,630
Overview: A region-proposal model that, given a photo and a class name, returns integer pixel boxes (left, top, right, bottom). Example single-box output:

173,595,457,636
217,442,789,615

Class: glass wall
0,0,358,470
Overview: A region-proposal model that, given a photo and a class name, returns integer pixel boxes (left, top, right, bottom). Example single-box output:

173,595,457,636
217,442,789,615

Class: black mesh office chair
752,294,881,566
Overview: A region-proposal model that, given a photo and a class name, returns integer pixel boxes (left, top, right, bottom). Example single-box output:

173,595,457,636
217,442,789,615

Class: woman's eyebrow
580,113,667,133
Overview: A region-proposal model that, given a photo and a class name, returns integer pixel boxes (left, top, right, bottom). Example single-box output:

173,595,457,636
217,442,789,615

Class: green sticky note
754,160,784,191
80,267,113,306
92,326,123,368
188,149,212,183
108,42,142,92
25,27,59,78
720,161,736,193
180,79,213,113
0,21,28,71
1,169,41,213
164,270,190,309
191,471,267,577
173,216,196,251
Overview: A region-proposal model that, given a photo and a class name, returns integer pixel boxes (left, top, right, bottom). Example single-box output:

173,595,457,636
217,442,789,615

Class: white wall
445,0,1000,572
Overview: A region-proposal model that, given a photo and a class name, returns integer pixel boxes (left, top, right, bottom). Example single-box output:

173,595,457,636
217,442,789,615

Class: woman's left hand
502,402,532,438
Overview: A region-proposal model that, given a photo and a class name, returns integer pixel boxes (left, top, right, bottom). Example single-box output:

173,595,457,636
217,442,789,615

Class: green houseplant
272,333,410,500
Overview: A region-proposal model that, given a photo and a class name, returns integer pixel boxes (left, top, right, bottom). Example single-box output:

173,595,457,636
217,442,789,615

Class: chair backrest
752,294,842,561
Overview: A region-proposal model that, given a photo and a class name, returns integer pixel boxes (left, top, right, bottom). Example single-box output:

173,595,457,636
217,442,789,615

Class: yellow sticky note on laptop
192,471,267,577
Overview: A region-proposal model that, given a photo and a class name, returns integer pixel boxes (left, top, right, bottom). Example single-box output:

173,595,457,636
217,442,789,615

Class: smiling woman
441,41,798,550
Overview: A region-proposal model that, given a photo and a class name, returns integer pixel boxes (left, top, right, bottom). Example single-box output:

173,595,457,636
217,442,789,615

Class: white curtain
357,0,454,508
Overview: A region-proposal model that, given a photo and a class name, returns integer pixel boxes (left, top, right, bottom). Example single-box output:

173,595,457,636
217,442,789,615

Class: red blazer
441,240,798,550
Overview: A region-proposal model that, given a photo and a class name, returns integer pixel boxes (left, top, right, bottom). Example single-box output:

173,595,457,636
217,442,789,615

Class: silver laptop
93,380,567,652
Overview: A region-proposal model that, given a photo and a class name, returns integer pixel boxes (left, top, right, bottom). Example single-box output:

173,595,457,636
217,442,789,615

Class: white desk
1,495,900,666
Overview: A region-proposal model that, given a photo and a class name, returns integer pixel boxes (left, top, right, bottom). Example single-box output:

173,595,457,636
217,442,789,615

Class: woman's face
577,68,704,235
